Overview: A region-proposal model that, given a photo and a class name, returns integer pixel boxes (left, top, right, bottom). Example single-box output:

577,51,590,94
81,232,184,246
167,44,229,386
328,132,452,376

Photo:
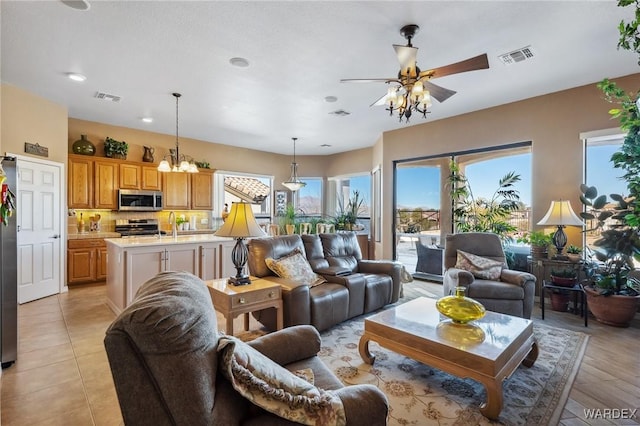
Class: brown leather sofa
247,232,402,331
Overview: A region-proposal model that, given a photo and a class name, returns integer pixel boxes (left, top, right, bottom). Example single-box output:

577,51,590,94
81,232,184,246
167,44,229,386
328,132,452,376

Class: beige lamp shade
537,200,583,226
214,202,267,238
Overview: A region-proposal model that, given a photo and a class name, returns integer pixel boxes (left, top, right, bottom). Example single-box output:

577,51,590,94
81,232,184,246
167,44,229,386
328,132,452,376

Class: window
584,135,625,249
331,174,371,218
330,173,371,234
294,178,323,216
584,135,624,195
214,171,273,227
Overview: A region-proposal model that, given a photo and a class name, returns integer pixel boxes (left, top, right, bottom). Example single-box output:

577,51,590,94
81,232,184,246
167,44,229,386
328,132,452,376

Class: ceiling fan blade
340,78,399,83
423,81,457,103
421,53,489,79
393,44,418,76
370,93,388,107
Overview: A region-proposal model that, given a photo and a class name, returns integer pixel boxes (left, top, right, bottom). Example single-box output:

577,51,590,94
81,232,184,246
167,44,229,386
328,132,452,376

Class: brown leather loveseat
247,232,402,331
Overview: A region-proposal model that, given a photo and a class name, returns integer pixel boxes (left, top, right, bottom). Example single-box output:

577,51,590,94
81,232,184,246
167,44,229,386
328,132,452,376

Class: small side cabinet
67,238,107,284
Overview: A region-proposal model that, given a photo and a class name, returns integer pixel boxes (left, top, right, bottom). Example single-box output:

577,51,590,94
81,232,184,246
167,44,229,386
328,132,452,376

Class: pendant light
282,137,306,191
158,93,199,173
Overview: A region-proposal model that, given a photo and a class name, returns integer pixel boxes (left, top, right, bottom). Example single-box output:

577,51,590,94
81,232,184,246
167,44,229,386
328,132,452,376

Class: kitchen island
105,234,235,314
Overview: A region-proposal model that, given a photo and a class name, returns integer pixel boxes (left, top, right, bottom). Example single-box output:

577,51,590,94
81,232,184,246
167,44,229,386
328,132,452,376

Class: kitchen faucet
168,211,177,238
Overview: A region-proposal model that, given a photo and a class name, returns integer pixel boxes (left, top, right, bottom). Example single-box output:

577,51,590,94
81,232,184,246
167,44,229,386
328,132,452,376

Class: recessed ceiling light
229,57,250,68
325,96,338,103
320,144,332,148
329,109,350,116
67,72,86,82
141,117,154,123
61,0,90,11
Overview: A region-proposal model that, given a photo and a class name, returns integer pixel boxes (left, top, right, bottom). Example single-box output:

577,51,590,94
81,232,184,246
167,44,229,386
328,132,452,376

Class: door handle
50,234,60,239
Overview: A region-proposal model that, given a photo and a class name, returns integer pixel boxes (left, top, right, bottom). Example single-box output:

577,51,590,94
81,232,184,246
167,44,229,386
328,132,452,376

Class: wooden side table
206,278,283,335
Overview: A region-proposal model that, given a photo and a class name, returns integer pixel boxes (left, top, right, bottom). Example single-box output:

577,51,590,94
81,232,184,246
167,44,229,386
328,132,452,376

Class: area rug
237,280,588,425
318,307,588,426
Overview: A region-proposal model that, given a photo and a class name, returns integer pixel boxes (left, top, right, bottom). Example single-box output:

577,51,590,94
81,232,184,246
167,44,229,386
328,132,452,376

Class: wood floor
1,281,639,425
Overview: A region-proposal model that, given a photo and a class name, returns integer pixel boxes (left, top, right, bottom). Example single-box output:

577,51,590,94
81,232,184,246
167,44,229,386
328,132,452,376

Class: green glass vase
72,134,96,156
436,286,486,324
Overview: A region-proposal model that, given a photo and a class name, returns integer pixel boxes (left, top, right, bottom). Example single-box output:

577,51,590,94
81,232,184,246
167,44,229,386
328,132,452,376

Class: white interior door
16,158,62,303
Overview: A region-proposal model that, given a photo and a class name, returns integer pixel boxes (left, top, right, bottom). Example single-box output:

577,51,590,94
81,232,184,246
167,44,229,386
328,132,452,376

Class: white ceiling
2,1,638,155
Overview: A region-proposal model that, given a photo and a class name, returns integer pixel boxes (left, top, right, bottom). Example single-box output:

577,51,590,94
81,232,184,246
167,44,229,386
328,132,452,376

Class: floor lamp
537,200,583,259
214,202,266,285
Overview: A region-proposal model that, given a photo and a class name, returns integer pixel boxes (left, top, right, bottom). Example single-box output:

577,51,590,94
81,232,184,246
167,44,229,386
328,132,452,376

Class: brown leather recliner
104,271,388,425
247,233,402,331
442,232,536,319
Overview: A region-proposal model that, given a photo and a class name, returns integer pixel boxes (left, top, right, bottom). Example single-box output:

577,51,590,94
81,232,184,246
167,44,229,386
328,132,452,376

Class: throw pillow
455,250,503,280
265,249,326,287
218,335,345,426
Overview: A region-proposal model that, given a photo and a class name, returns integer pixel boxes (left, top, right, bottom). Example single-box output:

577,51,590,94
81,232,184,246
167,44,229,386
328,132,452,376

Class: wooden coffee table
206,278,283,335
359,297,538,420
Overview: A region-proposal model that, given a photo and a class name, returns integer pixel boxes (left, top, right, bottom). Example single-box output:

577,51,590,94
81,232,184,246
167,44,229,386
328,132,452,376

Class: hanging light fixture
158,93,199,173
383,81,432,122
282,137,306,191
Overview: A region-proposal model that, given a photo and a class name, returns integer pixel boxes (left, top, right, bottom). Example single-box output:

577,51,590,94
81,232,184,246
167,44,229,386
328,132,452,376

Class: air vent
498,46,534,65
94,91,122,103
329,109,350,117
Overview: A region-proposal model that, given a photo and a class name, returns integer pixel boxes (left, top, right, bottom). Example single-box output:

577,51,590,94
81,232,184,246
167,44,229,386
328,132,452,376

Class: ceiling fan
341,24,490,122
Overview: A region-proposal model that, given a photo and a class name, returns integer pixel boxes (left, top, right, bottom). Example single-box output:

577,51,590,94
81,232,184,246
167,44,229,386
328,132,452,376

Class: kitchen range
115,219,165,237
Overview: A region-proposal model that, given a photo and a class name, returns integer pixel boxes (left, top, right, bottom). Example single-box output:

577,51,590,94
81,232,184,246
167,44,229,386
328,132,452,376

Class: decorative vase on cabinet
436,286,486,324
72,134,96,156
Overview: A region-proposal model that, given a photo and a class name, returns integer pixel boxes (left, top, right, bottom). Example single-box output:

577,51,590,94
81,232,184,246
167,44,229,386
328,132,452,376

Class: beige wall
378,73,640,259
6,72,640,262
68,118,333,192
1,84,68,164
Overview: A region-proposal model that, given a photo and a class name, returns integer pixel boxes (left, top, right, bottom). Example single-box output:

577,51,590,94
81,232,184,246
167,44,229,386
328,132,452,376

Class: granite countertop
68,232,121,240
104,234,233,248
68,229,217,240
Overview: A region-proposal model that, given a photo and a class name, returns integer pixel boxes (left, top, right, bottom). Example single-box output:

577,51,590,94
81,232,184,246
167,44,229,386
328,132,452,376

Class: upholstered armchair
442,232,536,319
104,271,388,426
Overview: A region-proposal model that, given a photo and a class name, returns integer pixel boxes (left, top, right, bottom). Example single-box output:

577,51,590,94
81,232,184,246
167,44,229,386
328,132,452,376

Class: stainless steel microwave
118,190,163,211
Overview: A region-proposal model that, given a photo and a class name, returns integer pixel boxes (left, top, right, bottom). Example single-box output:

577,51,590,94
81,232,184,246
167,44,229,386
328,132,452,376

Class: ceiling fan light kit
341,24,490,123
282,137,306,192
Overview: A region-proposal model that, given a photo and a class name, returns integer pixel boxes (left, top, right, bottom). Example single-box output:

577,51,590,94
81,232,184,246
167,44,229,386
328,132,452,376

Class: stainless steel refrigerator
0,156,17,368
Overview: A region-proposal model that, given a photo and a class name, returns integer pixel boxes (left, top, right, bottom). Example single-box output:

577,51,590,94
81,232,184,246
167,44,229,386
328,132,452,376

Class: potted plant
566,245,582,262
282,203,297,235
579,184,640,326
517,231,553,260
104,137,129,159
334,190,365,231
550,268,578,287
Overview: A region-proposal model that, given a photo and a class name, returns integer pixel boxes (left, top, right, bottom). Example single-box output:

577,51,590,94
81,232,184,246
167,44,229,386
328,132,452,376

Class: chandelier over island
157,93,199,173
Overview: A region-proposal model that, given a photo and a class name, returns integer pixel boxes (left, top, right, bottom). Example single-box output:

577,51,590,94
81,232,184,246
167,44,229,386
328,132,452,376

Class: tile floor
1,282,268,426
1,283,121,426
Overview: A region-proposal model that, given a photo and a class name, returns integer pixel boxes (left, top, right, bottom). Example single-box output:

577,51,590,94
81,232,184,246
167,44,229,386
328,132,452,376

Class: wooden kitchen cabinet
68,156,93,208
141,165,162,190
162,172,191,209
118,163,162,191
119,163,141,189
123,244,200,304
67,238,107,284
191,169,214,209
106,238,234,313
69,155,120,209
163,169,213,210
94,160,119,209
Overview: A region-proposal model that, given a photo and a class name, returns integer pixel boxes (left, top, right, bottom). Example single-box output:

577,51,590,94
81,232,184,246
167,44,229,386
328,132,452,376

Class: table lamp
214,202,267,285
536,200,584,259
